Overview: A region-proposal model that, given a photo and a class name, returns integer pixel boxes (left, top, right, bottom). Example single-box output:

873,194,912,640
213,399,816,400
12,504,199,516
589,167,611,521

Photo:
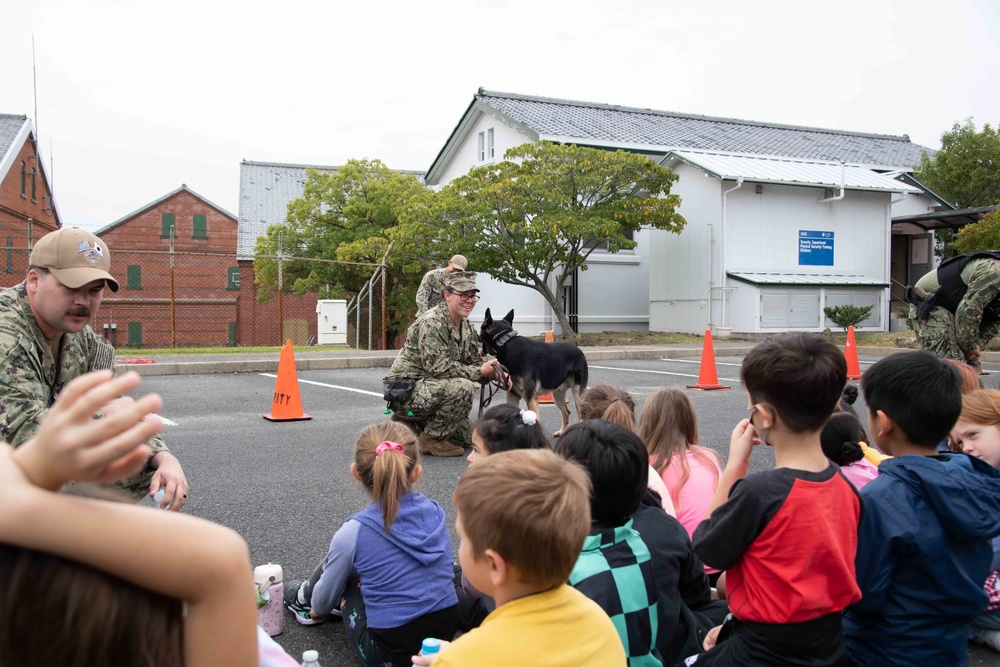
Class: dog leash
479,363,510,417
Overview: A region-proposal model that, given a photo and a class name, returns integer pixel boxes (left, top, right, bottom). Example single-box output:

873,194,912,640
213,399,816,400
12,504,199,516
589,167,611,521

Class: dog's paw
552,429,563,438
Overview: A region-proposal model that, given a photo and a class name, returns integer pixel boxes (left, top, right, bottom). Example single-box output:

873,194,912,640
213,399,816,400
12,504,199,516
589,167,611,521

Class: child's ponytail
354,422,420,532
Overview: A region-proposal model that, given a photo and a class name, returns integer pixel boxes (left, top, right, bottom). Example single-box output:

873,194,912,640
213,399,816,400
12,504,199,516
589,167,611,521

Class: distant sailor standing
416,254,468,317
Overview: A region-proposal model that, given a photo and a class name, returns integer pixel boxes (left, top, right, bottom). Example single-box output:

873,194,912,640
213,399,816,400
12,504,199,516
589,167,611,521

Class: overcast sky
3,0,998,232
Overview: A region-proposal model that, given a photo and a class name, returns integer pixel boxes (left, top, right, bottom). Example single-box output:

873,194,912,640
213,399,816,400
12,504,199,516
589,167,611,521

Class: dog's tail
575,356,589,392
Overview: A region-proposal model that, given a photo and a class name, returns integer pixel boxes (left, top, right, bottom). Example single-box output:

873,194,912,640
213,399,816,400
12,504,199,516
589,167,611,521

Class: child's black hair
740,333,847,432
552,419,648,526
820,412,866,466
861,350,962,448
473,404,550,455
838,385,859,417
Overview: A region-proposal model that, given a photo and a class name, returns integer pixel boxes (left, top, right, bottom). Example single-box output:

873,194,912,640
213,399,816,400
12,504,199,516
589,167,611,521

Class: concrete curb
115,342,1000,378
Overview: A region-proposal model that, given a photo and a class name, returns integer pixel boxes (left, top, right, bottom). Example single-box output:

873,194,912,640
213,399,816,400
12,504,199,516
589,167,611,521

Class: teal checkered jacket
569,519,663,667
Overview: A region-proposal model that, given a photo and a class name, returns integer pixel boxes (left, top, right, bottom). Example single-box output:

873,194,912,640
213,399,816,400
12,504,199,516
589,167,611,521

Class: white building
425,89,946,336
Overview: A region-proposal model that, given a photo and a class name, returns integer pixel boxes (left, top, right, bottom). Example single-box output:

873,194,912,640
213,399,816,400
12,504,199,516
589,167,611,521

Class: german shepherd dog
480,308,589,437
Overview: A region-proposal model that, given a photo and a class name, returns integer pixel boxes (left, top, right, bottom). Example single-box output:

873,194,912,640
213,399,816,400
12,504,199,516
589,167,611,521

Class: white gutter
721,176,744,327
817,162,846,203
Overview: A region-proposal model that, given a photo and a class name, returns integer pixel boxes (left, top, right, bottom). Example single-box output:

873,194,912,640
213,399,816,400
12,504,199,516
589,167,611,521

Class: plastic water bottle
152,488,171,510
254,563,284,636
421,638,442,658
300,649,321,666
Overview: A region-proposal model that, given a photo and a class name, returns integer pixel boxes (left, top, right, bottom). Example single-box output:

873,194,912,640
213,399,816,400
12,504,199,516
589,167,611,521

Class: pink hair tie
376,441,404,457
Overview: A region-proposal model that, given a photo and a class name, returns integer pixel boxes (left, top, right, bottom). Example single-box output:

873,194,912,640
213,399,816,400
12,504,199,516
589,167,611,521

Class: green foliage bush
824,304,874,332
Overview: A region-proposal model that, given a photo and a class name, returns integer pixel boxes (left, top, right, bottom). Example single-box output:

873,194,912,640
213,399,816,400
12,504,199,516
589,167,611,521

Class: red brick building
0,114,60,285
96,185,239,348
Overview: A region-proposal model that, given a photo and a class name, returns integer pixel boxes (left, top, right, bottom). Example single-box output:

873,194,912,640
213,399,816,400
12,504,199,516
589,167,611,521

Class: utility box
316,299,348,345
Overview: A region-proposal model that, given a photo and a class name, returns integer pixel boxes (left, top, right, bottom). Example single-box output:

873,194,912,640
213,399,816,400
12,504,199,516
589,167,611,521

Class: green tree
253,159,427,347
915,119,1000,257
954,209,1000,254
392,142,686,340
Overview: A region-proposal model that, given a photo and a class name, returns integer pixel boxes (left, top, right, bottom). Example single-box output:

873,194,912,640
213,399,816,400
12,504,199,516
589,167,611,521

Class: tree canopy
392,142,685,338
954,210,1000,254
915,119,1000,209
253,159,427,346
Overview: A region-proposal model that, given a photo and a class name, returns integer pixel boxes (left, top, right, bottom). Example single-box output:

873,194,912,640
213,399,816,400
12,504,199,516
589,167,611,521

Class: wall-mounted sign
799,230,834,266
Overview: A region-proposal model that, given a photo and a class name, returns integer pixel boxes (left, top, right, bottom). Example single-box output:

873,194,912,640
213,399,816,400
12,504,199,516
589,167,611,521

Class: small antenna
32,34,38,136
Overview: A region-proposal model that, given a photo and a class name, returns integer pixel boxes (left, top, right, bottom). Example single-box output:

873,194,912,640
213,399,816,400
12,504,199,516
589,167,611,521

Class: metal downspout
721,176,744,327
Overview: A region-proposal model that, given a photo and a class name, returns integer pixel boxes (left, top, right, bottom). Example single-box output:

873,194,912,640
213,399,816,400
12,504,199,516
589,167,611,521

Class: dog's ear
483,308,493,326
503,309,514,325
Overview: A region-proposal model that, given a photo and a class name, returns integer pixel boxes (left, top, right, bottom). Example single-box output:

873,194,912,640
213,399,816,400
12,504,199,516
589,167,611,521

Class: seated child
690,333,862,666
458,404,550,628
837,386,889,466
843,352,1000,667
638,388,722,582
950,389,1000,653
579,383,675,515
412,448,626,666
0,370,282,666
820,412,879,491
286,421,458,667
467,404,549,465
555,419,666,665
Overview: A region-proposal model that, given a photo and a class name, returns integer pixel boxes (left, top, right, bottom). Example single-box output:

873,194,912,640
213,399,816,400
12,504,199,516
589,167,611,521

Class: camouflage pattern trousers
910,304,997,371
389,377,476,445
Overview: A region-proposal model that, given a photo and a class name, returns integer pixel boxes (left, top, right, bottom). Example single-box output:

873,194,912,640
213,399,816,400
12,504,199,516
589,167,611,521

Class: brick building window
193,214,207,239
161,213,175,238
127,322,143,348
30,168,36,203
19,162,26,198
126,265,142,290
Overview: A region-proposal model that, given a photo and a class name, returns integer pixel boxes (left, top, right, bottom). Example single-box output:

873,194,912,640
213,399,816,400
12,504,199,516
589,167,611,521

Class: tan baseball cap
447,254,468,271
30,228,120,292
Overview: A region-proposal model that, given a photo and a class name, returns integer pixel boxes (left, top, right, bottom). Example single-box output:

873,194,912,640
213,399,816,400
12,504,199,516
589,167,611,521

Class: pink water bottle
254,562,284,636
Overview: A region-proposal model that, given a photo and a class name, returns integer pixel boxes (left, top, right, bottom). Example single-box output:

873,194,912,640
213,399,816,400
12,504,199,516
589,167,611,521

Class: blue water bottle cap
421,638,441,655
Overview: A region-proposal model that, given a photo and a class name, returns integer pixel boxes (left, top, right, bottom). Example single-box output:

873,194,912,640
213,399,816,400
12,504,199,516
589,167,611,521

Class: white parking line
259,373,384,398
590,365,740,384
661,358,743,367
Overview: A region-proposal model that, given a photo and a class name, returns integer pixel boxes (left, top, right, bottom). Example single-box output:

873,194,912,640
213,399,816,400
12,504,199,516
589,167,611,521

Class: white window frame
487,128,494,159
477,131,485,162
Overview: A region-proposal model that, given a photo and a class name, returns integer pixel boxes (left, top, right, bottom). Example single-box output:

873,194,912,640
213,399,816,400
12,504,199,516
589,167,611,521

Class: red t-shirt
693,464,862,624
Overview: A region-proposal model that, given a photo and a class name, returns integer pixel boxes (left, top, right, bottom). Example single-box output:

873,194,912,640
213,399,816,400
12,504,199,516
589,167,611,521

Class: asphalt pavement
132,350,1000,666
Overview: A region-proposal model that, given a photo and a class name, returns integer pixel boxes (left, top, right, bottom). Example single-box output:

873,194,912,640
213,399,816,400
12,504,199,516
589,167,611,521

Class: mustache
67,308,91,317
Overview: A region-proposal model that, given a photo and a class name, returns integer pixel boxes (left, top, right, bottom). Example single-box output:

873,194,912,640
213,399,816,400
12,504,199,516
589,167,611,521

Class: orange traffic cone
845,326,862,381
263,340,312,421
538,331,556,404
688,329,730,391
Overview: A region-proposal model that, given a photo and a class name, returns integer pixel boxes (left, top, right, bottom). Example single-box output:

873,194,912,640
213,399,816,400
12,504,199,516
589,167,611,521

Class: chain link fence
0,245,389,350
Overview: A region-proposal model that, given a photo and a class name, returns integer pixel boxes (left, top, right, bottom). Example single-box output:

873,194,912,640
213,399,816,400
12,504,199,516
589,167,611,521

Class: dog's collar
489,327,518,350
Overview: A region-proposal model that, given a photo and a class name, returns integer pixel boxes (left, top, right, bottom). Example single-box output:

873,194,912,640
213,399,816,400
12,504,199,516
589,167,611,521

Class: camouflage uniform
415,268,447,318
911,258,1000,370
0,281,169,496
384,302,481,446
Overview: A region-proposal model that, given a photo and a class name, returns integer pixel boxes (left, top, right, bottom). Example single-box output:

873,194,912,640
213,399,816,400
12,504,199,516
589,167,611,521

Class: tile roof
0,114,27,163
668,150,921,193
238,161,339,259
476,89,931,169
237,160,425,259
0,114,30,186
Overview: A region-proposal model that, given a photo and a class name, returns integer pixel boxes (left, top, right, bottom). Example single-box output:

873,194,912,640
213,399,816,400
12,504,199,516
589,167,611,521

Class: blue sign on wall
798,230,834,266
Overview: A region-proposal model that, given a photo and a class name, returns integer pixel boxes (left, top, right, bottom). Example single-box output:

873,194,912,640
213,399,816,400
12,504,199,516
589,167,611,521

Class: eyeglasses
448,291,480,303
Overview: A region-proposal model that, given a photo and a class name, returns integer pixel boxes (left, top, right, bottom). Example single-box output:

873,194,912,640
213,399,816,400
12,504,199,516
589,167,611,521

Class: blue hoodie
311,492,457,628
844,452,1000,667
